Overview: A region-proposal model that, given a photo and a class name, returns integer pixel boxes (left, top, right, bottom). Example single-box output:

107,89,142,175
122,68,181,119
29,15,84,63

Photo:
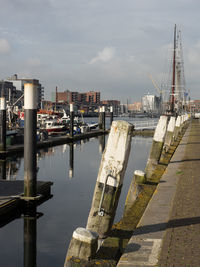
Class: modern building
6,74,44,108
142,94,161,114
54,89,100,105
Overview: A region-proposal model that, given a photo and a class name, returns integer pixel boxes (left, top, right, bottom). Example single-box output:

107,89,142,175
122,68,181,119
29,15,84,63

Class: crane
148,74,165,114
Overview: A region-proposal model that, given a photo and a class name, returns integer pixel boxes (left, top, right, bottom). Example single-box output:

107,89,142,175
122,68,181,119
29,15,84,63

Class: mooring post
163,116,176,152
86,120,133,238
102,106,106,131
69,143,74,178
110,106,113,127
24,83,37,199
173,115,181,142
124,170,146,213
0,97,6,153
98,107,103,130
70,104,74,138
65,227,98,265
145,115,168,180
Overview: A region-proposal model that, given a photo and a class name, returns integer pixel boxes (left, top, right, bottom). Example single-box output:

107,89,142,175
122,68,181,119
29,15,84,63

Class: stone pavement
117,119,200,267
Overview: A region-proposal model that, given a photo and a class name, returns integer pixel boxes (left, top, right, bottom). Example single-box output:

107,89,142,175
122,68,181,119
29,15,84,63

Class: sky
0,0,200,103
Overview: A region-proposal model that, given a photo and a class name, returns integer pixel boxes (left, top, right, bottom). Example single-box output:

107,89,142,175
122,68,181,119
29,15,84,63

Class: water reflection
69,143,74,178
0,134,153,267
0,158,21,180
23,206,44,267
24,207,37,267
0,160,6,180
98,135,105,154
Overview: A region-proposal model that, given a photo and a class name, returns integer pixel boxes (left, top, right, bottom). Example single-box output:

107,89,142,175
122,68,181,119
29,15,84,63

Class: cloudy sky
0,0,200,103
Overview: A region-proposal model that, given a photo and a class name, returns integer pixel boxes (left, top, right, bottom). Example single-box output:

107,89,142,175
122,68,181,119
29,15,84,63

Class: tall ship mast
169,24,187,115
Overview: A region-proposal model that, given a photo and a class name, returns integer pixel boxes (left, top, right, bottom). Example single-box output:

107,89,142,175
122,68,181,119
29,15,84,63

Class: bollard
69,143,74,178
24,83,37,199
65,227,98,264
98,107,103,130
145,115,168,180
163,116,176,152
173,115,181,142
110,106,113,127
86,121,133,238
124,170,146,213
70,104,74,138
0,97,6,153
102,106,106,131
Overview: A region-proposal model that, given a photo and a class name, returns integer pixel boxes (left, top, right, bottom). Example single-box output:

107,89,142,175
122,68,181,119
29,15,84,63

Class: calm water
0,117,153,267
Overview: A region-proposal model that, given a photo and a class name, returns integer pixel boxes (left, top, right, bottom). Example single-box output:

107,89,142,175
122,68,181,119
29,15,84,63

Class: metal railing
134,120,158,130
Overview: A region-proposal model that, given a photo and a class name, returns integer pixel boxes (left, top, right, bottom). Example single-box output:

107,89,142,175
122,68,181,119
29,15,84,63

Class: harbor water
0,117,154,267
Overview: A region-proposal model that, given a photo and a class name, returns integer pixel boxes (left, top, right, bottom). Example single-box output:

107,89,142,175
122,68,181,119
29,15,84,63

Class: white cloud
0,39,11,54
89,47,116,64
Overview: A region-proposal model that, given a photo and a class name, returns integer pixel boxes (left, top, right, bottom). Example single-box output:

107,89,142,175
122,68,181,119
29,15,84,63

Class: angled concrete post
0,97,6,153
145,116,168,180
163,116,176,152
124,170,146,214
173,115,181,141
86,120,133,238
65,227,98,265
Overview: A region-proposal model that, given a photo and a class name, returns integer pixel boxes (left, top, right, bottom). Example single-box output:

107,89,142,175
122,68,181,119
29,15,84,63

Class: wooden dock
0,180,53,226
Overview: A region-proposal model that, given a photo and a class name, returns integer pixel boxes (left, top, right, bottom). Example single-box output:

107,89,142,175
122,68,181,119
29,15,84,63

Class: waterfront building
6,74,44,108
142,94,161,114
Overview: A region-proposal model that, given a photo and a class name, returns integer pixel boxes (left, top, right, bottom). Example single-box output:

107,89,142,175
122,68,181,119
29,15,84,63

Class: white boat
42,119,66,133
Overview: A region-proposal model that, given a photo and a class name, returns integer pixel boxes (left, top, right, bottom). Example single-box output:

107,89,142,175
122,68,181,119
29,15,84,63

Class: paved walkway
117,119,200,267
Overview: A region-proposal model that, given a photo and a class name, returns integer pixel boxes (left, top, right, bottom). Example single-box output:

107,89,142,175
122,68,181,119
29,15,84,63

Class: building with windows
6,74,44,108
142,94,161,114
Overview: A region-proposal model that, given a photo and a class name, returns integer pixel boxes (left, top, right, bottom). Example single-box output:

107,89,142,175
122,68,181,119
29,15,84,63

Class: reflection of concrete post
24,208,37,267
65,227,98,264
102,106,105,131
0,160,6,180
163,116,176,152
0,97,6,152
98,135,105,154
173,115,181,142
145,116,168,180
69,143,74,178
110,106,113,127
24,84,37,198
70,104,74,138
86,121,133,238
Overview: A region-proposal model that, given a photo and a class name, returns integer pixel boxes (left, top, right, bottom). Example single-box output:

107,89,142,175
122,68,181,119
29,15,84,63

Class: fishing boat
42,119,67,133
